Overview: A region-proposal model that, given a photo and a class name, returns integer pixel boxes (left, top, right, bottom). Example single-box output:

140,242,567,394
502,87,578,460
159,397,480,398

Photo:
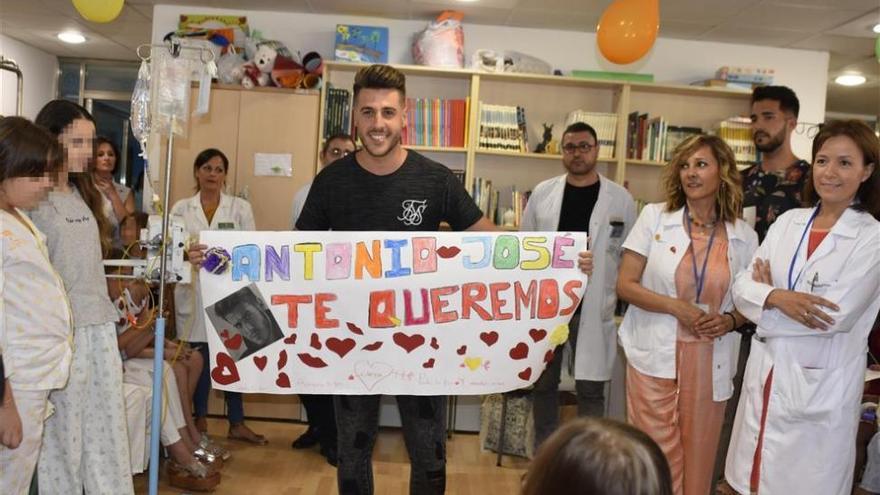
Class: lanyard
787,206,820,291
684,205,718,304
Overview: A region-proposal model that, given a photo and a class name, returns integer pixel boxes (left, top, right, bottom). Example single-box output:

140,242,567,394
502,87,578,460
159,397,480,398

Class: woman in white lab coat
727,120,880,495
617,135,758,495
171,148,266,445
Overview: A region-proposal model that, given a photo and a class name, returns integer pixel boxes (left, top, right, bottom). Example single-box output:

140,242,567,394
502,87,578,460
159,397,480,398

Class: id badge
610,219,625,238
218,222,235,230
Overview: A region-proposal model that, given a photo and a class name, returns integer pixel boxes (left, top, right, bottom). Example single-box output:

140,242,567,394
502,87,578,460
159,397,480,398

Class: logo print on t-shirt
398,199,428,226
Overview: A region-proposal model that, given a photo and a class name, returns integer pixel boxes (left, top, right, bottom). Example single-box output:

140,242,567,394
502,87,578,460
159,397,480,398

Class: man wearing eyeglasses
521,121,637,448
290,133,358,229
287,132,356,466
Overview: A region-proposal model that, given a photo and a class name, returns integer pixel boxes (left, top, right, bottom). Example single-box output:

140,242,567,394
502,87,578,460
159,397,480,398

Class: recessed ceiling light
873,23,880,34
835,74,866,86
57,31,86,44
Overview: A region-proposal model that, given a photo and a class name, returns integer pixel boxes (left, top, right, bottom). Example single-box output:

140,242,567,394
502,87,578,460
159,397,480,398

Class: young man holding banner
521,122,637,448
293,64,592,494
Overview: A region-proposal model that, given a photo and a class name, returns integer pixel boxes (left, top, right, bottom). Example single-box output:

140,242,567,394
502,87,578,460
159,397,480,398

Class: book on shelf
477,102,528,152
469,177,532,229
716,117,758,167
323,85,352,139
565,110,618,159
402,97,468,148
626,111,707,163
664,125,703,161
691,79,757,91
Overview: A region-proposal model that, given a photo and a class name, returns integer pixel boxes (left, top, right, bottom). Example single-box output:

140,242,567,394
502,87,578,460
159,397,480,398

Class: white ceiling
0,0,878,115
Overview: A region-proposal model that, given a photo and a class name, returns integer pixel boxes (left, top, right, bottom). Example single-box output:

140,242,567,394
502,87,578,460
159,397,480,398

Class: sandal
167,459,221,492
199,434,232,461
194,446,224,471
228,423,268,445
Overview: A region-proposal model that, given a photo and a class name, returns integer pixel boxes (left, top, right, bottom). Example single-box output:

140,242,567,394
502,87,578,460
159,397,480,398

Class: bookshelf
317,61,752,226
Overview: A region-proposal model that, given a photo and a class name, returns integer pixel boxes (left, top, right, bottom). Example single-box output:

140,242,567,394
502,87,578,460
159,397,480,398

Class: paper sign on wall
199,231,587,395
254,153,292,177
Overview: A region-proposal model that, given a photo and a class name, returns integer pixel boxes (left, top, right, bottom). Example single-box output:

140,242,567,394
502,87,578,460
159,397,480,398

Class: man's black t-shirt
295,150,483,232
557,180,601,234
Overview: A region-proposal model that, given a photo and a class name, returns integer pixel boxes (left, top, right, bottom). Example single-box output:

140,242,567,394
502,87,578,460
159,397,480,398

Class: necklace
687,212,717,229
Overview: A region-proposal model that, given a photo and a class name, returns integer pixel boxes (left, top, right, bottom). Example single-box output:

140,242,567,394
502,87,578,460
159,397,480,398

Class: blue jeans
193,342,244,424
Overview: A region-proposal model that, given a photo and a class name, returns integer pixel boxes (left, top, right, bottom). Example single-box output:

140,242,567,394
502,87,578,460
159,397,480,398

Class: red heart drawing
480,331,499,347
224,334,243,351
346,322,364,335
253,355,267,371
456,345,467,356
276,372,291,388
327,337,356,359
211,353,240,385
393,332,425,354
518,367,532,381
277,349,288,369
297,353,328,368
362,341,383,351
509,342,529,360
430,337,439,350
422,358,436,369
283,334,297,345
529,328,547,343
436,246,461,259
544,350,555,364
310,333,322,350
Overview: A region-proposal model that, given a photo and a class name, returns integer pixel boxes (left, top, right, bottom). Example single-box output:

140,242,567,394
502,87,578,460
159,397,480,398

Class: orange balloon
597,0,659,65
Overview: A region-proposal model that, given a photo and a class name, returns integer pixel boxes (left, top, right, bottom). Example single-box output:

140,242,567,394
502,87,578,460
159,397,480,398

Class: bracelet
724,311,737,331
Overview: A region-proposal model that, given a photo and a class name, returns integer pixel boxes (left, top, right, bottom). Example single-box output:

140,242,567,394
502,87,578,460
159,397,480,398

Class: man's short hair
751,85,800,118
562,122,599,144
353,64,406,101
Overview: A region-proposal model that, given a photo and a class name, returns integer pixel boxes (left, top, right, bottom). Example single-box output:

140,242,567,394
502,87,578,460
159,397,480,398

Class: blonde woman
616,135,758,495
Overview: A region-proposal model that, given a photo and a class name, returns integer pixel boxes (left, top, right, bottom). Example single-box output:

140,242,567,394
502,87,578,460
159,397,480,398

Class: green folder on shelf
571,70,654,82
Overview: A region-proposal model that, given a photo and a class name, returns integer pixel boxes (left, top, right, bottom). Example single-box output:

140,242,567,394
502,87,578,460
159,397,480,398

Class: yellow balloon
72,0,124,24
597,0,659,65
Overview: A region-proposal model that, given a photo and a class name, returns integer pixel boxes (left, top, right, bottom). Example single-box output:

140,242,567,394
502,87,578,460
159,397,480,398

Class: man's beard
753,128,785,153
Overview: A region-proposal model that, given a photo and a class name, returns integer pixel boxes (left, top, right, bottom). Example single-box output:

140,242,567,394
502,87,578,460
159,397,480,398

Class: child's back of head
523,418,673,495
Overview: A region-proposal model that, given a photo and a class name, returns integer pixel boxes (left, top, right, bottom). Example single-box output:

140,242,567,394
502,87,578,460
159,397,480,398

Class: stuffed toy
271,55,305,89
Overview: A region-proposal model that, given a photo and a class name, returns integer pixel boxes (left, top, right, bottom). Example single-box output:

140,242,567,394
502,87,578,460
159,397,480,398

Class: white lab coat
521,174,637,380
618,203,759,400
727,207,880,495
289,182,311,229
171,192,255,343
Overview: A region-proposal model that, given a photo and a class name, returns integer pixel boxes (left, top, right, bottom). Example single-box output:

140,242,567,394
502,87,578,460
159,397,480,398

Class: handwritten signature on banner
199,231,587,395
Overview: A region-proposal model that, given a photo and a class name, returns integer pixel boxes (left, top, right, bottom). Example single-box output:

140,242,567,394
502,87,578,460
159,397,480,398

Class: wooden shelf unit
317,61,752,214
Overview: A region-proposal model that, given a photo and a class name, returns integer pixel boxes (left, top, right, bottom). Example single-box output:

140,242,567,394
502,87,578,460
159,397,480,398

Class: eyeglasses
562,142,596,155
328,147,355,157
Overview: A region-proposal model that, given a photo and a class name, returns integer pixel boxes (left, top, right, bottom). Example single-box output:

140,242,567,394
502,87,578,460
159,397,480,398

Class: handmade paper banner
199,231,587,395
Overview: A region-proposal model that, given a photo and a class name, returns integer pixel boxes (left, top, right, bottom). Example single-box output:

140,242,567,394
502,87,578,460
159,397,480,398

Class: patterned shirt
1,209,73,390
741,159,809,242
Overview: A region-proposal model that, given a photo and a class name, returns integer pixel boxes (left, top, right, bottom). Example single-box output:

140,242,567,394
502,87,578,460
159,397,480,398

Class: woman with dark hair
30,100,134,493
522,418,673,495
170,148,266,446
727,120,880,494
94,136,135,249
617,135,759,495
